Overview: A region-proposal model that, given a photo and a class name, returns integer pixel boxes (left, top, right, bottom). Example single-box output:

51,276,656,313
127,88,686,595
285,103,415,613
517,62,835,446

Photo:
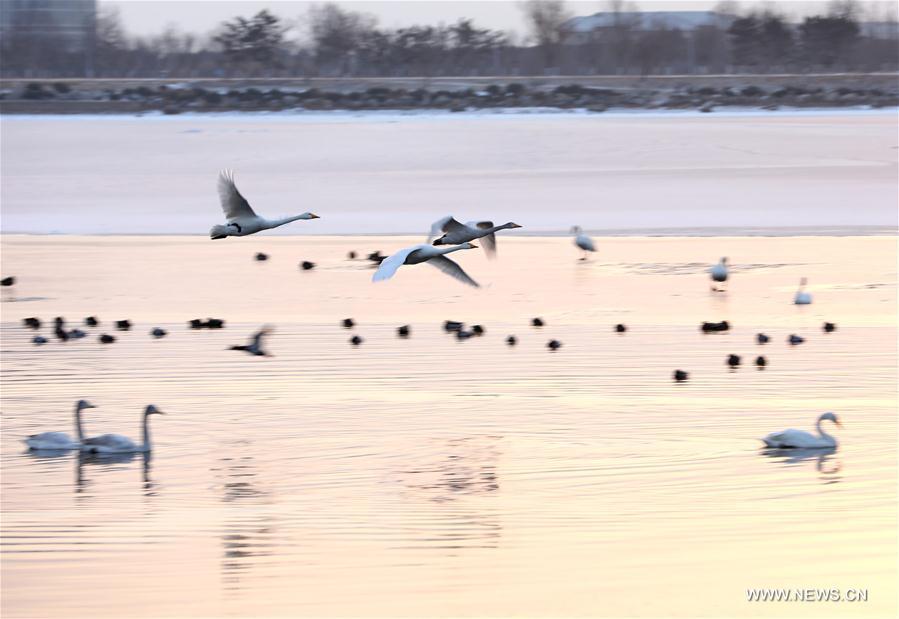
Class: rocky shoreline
1,74,896,115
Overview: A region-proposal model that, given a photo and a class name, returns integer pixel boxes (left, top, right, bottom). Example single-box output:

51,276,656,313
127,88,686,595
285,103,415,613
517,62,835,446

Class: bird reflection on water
213,448,275,592
393,436,502,553
761,447,842,484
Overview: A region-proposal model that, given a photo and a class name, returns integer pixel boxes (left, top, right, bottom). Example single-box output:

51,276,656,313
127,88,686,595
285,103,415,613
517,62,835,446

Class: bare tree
520,0,571,71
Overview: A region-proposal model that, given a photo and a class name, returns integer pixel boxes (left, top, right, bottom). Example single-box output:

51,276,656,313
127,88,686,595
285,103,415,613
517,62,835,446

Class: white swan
80,405,165,454
710,257,728,290
794,277,812,305
23,399,95,450
373,243,479,287
572,226,596,260
762,412,841,449
210,170,319,239
429,216,521,258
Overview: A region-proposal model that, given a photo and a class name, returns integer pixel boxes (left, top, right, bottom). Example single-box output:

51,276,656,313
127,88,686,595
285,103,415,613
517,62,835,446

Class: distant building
0,0,97,52
565,11,734,44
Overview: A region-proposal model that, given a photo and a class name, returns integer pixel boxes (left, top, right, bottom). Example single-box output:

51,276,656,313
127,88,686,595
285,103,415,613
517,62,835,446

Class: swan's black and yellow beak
309,213,321,219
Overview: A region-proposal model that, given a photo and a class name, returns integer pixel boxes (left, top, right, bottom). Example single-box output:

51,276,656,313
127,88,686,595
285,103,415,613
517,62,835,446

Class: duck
673,370,689,382
350,335,364,345
444,320,464,332
547,339,562,351
615,324,627,333
81,405,165,454
788,334,805,345
342,318,355,329
506,335,517,346
347,251,357,260
429,216,522,258
471,325,485,336
701,321,730,333
571,226,596,260
756,333,770,344
32,335,48,345
762,412,841,449
372,243,480,287
823,322,836,333
367,251,386,265
755,356,767,368
54,318,68,342
255,252,269,261
229,326,272,356
0,276,14,286
115,320,131,331
84,316,99,327
532,317,545,327
456,330,475,340
24,399,96,450
300,261,315,271
209,170,319,239
794,278,812,305
150,327,167,338
98,334,116,344
727,354,741,368
23,317,41,329
397,325,410,337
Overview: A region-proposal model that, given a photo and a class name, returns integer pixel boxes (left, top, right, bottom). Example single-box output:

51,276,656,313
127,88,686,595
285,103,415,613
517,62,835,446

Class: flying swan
373,243,480,287
210,170,319,239
23,399,96,450
80,405,165,454
761,412,841,449
429,216,521,258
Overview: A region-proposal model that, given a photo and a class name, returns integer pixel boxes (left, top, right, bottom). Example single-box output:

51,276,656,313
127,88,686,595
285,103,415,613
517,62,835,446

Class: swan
372,243,479,287
81,405,165,454
572,226,596,260
762,412,841,449
429,216,521,258
229,326,272,356
210,170,319,239
794,277,812,305
710,257,728,290
24,399,96,450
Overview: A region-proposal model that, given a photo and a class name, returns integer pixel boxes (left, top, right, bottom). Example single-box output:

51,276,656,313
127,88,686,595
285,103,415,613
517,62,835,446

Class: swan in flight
23,399,96,450
794,277,812,305
210,170,319,239
572,226,596,260
429,216,521,258
81,405,165,454
373,243,480,287
710,257,728,290
762,412,841,449
229,326,272,356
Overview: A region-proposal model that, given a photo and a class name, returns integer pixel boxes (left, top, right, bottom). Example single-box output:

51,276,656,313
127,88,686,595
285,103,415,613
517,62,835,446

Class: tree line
1,0,896,79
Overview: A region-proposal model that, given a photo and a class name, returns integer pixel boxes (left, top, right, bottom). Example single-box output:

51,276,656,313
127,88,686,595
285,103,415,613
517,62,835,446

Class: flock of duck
14,170,843,454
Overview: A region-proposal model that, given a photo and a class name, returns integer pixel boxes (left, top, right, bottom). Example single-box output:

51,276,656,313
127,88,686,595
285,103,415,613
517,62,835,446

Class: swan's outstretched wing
372,246,422,282
426,255,480,288
468,221,497,257
428,216,452,241
428,216,468,242
217,170,257,219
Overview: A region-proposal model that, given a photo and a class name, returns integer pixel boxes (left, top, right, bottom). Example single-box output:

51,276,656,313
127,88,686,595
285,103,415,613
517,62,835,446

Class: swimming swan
710,257,728,290
572,226,596,260
794,278,812,305
762,412,841,449
373,243,480,287
210,170,319,239
23,399,95,450
429,216,521,258
80,405,165,454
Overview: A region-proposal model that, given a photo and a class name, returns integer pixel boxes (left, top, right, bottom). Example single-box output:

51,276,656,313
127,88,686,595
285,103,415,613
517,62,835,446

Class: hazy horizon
107,0,898,40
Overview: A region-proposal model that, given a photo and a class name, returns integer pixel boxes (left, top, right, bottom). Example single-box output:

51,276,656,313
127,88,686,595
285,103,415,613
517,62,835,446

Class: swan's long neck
437,245,469,256
269,215,307,228
141,413,152,451
482,222,516,235
74,404,85,442
816,417,834,443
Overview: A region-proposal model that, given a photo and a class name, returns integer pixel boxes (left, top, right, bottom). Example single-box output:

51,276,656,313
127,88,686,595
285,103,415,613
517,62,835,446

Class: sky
107,0,897,40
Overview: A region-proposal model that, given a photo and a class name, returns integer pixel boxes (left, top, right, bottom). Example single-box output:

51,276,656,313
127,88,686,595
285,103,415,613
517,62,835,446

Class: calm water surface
1,235,896,618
